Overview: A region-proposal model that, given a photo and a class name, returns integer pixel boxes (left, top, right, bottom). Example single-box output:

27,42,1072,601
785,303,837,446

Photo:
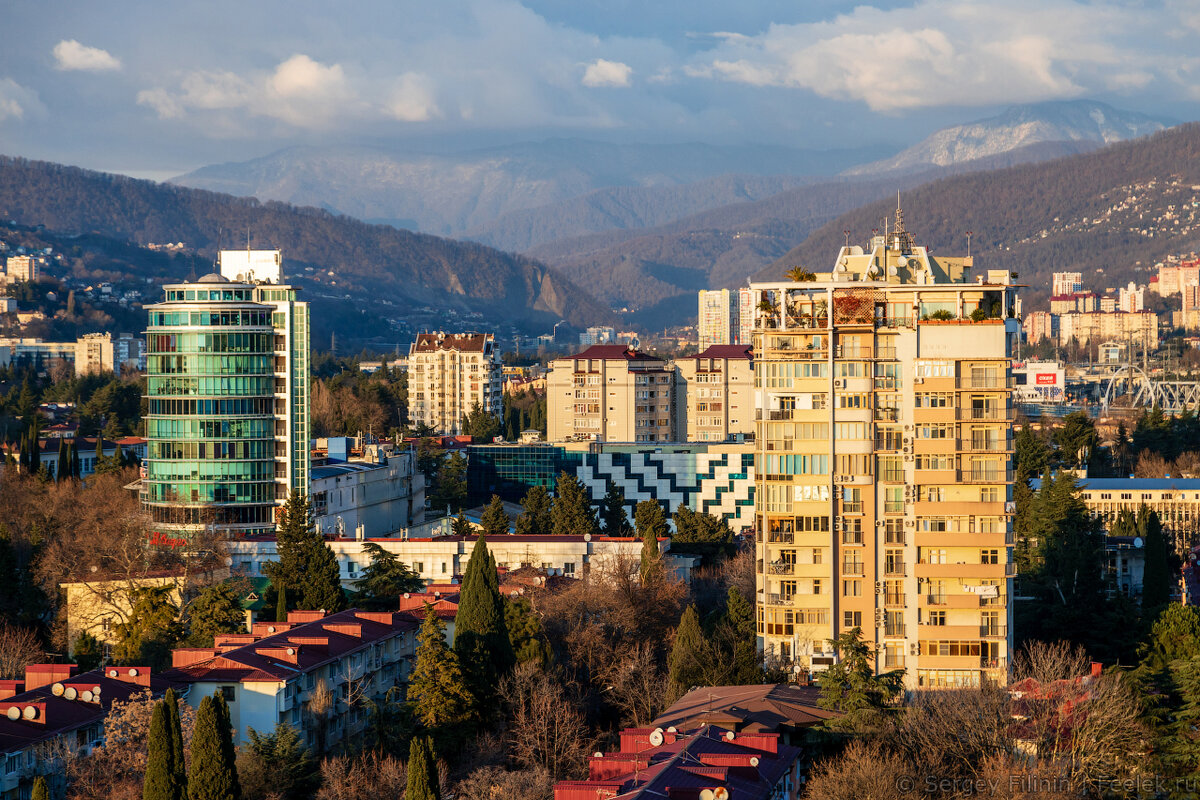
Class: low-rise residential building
1,436,143,479
166,609,419,750
547,345,676,443
0,664,175,799
553,725,802,800
310,444,424,538
407,332,502,435
675,344,754,442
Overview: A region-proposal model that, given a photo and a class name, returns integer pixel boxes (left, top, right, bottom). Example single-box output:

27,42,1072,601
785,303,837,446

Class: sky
2,0,1199,179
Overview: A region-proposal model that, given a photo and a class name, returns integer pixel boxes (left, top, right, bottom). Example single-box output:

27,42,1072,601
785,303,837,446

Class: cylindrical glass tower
144,273,278,539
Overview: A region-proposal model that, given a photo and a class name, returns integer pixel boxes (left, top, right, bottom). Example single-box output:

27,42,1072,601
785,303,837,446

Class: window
917,424,953,439
220,686,236,702
927,611,947,626
981,487,1000,502
844,611,862,628
812,579,823,595
924,548,947,564
564,562,576,575
843,579,862,597
413,562,424,574
981,549,1000,564
926,487,946,502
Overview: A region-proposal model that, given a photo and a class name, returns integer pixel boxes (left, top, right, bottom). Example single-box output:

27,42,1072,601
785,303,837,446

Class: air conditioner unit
905,520,916,528
875,581,883,593
909,644,920,655
833,379,844,389
914,377,924,384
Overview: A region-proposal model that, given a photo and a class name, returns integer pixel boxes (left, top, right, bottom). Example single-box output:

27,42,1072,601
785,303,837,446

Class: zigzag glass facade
145,278,278,537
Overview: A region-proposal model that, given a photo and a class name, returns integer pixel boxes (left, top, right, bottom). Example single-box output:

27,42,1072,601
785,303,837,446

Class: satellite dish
593,752,604,759
649,728,665,747
128,668,139,677
725,731,736,741
91,686,101,696
896,257,908,268
700,791,715,800
81,691,93,702
1134,537,1144,548
22,706,37,720
108,669,119,678
713,789,729,800
584,533,592,542
64,687,78,701
286,647,296,656
887,265,898,276
403,593,410,599
51,683,64,696
5,707,18,721
666,726,677,734
267,626,277,633
749,757,759,767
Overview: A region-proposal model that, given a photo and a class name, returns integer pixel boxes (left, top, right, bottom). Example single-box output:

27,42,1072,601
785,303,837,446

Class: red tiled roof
564,345,664,362
693,345,753,361
411,332,493,354
653,683,835,732
164,609,418,685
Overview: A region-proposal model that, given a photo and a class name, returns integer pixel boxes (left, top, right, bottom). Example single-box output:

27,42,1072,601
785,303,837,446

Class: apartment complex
752,211,1017,690
3,255,38,284
408,332,502,435
675,344,755,442
698,288,755,348
144,267,309,539
1022,311,1057,345
75,332,114,374
547,345,675,443
1058,310,1158,349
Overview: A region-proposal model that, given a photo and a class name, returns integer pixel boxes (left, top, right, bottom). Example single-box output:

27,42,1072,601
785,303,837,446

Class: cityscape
4,2,1200,800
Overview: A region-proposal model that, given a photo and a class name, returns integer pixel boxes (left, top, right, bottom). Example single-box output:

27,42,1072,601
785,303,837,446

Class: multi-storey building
752,211,1018,690
1155,258,1200,297
75,332,114,375
144,269,309,538
1058,311,1158,349
1118,282,1145,313
1049,292,1098,314
1037,476,1200,556
1051,271,1083,296
408,333,502,435
675,344,755,442
1022,311,1058,345
114,332,146,374
698,288,755,347
547,344,675,443
4,255,38,284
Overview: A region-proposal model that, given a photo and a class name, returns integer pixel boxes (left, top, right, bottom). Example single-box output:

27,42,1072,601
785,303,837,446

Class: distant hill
172,140,889,238
0,156,615,334
843,100,1168,176
759,123,1200,309
530,140,1109,328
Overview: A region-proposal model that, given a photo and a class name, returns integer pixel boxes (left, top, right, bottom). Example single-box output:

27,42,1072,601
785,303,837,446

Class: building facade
408,333,502,435
698,289,737,349
675,344,755,442
752,211,1017,690
144,272,308,538
1022,311,1058,345
1038,476,1200,556
74,332,114,375
310,446,424,539
1058,311,1159,349
547,345,676,442
1051,272,1083,297
4,255,38,284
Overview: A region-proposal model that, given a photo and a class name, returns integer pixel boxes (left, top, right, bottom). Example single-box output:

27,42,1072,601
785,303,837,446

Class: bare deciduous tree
316,752,407,800
502,662,595,781
453,765,554,800
0,622,43,679
804,741,914,800
598,641,669,728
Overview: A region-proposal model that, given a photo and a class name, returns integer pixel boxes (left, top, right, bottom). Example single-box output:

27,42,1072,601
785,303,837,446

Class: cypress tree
94,435,103,470
514,485,553,536
188,694,240,800
724,587,762,684
28,425,40,474
265,493,346,613
1141,507,1172,612
275,584,289,622
636,500,667,579
144,700,175,800
31,777,48,800
600,482,630,536
479,495,510,538
550,471,598,537
165,688,187,800
452,511,473,538
454,536,514,708
667,605,708,701
55,437,68,481
405,736,440,800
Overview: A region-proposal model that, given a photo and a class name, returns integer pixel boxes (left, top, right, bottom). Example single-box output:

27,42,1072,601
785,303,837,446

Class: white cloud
52,39,121,72
582,59,633,88
0,78,45,123
685,0,1198,112
388,73,441,122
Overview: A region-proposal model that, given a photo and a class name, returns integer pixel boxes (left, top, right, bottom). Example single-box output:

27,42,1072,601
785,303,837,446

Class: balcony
883,563,906,577
875,317,912,330
765,593,793,607
841,562,865,577
957,376,1007,390
884,624,906,638
958,407,1012,421
767,531,795,544
957,469,1015,484
981,657,1008,670
957,438,1010,453
980,625,1007,638
884,654,906,669
926,594,947,606
883,592,905,607
768,562,795,575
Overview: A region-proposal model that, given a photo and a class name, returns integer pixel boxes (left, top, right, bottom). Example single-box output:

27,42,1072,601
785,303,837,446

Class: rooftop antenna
843,230,850,248
966,230,973,259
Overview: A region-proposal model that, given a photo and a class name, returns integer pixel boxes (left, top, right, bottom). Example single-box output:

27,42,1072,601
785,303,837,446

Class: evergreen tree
635,500,667,579
94,435,103,471
112,586,183,669
408,605,475,744
817,628,904,732
599,482,630,536
1140,507,1172,612
145,700,176,800
1159,655,1200,782
479,495,510,538
165,689,187,800
31,777,47,800
667,605,707,700
670,505,733,562
454,536,514,708
351,541,424,609
265,493,346,613
405,736,440,800
55,437,68,481
27,422,40,474
514,485,553,536
185,584,247,648
274,584,289,623
188,694,240,800
71,632,103,672
505,596,552,667
239,724,319,800
724,587,761,684
452,511,473,538
550,471,597,537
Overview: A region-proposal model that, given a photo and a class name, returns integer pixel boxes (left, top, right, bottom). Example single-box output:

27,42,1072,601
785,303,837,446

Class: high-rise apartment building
1051,271,1082,296
144,262,309,539
75,332,114,375
675,344,755,442
698,288,756,347
408,333,502,435
547,345,675,442
4,255,38,284
752,211,1017,690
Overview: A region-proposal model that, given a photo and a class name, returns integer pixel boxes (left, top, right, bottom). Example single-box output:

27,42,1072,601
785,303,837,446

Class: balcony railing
958,407,1012,421
926,594,947,606
884,654,905,669
980,625,1007,638
884,624,906,637
841,562,865,576
958,438,1010,453
765,593,792,607
768,562,795,575
883,563,906,577
981,657,1007,670
958,469,1015,484
883,592,905,607
767,531,795,544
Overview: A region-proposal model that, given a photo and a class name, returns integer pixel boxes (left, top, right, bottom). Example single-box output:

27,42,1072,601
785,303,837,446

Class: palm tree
785,266,816,282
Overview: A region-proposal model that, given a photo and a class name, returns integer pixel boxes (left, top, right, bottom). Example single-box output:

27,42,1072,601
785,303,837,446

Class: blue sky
2,0,1198,178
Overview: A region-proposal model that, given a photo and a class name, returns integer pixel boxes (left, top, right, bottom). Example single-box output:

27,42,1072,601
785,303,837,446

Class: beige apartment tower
753,211,1017,690
675,344,755,442
408,332,502,435
547,345,675,442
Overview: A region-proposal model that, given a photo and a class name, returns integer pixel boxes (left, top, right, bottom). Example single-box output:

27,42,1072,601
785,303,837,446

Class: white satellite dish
666,726,677,734
51,683,64,697
22,706,37,720
64,687,78,701
108,669,119,678
91,686,101,696
896,257,908,269
649,728,665,746
81,691,93,703
593,752,604,759
749,757,759,767
128,668,139,677
887,265,898,276
700,791,715,800
584,533,592,542
5,707,18,721
713,788,729,800
725,731,736,741
1134,537,1144,548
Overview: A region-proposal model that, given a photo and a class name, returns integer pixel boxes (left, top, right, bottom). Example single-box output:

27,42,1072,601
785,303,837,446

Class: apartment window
918,454,953,470
924,549,947,564
884,550,905,576
917,424,953,439
413,562,424,574
842,488,863,513
843,579,862,597
981,549,1000,564
836,393,869,409
812,579,823,595
879,456,904,483
844,611,863,628
811,548,823,565
915,393,952,408
927,611,947,626
926,487,946,502
842,552,864,576
564,562,576,575
835,422,866,440
981,487,1001,502
220,686,236,703
885,518,905,544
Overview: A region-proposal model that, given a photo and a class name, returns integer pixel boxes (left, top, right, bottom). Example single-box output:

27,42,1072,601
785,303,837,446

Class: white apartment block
547,345,676,442
408,333,502,435
675,344,755,442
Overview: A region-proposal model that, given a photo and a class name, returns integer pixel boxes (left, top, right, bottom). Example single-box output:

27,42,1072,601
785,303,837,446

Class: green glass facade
145,278,279,535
